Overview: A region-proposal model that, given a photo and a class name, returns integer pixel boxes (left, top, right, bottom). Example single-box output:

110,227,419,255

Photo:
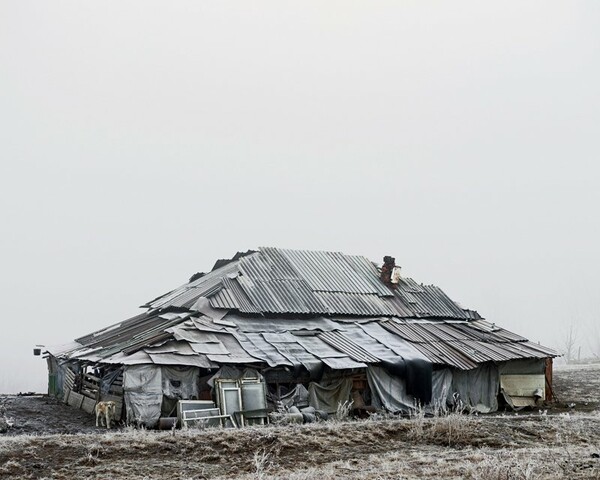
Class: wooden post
545,357,553,402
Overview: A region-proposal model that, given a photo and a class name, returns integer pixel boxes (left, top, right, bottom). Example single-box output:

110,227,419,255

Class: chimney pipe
381,256,395,284
381,256,401,288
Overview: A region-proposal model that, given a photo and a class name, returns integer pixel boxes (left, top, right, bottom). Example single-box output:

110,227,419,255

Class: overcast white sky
1,1,599,393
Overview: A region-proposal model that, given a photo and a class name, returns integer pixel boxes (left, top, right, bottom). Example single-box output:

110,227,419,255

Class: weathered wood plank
62,387,71,404
85,373,101,383
81,397,97,415
83,379,99,390
109,385,124,395
81,389,97,400
67,391,84,409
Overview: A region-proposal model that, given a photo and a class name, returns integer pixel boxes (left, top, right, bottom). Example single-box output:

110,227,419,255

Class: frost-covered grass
2,364,600,479
2,411,600,479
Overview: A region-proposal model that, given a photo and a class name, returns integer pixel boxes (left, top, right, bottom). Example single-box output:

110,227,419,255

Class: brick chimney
381,256,401,288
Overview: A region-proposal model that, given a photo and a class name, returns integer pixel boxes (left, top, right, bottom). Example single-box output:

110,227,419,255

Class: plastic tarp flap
162,366,200,400
123,365,162,427
360,322,433,403
267,384,309,409
431,369,453,411
367,365,416,413
451,364,499,413
100,369,123,395
308,377,353,414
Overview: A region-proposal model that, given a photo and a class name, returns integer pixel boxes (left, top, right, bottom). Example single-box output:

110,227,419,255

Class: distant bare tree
587,319,600,361
561,324,579,364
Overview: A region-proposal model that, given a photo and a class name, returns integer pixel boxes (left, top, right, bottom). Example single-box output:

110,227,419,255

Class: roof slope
145,247,470,319
50,313,557,371
49,247,557,372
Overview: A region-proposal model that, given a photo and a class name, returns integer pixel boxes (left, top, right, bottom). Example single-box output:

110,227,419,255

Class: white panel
500,374,545,397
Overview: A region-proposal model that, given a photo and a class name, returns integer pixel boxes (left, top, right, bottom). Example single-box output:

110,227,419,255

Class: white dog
95,401,117,429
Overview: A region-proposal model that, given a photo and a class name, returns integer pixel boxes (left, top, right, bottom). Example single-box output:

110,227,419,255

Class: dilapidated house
45,247,557,427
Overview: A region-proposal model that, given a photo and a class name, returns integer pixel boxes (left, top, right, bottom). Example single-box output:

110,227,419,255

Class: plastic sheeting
162,366,200,400
124,365,163,427
100,369,123,395
431,368,453,411
307,377,353,414
123,365,201,427
367,365,416,413
451,364,499,413
267,384,309,409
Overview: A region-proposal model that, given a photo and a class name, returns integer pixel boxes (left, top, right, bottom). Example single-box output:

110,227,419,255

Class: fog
1,1,599,393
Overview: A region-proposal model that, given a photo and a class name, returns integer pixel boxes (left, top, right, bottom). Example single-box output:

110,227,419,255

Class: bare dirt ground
1,364,600,479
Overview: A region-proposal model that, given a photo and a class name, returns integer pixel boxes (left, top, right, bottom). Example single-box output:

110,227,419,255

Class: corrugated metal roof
145,260,242,310
318,331,381,363
56,247,558,372
270,248,380,295
209,277,261,313
381,319,557,370
392,279,468,319
315,291,396,316
142,247,473,319
409,342,478,370
55,312,557,372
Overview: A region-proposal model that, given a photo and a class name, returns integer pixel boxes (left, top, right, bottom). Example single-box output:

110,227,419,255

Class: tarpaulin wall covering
451,364,499,413
367,366,416,413
307,377,353,414
431,368,453,411
123,365,200,427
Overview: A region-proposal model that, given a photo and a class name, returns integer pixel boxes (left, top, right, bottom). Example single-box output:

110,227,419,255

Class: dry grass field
1,364,600,479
